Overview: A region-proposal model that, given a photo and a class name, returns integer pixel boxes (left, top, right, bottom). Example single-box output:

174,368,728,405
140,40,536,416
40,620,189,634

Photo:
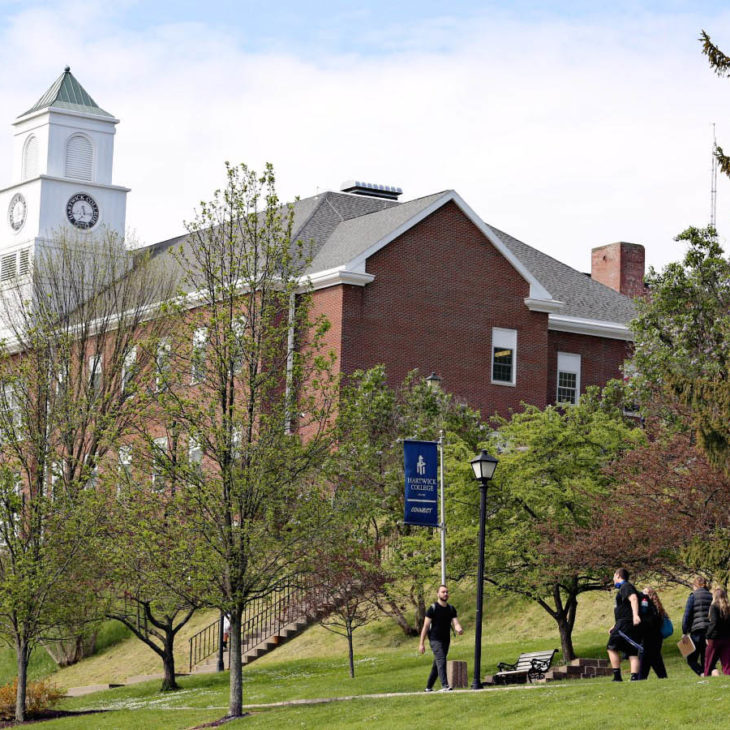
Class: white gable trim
346,190,554,302
549,314,633,341
525,297,565,314
305,266,375,291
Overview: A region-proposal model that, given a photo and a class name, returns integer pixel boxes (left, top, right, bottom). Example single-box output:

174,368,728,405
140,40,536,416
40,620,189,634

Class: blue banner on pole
403,440,439,527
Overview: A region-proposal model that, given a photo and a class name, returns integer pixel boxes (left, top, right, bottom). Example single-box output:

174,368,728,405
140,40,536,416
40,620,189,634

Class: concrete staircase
189,580,336,673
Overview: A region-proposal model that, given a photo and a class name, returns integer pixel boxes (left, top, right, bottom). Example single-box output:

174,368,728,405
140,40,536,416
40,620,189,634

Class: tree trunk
382,599,418,636
556,614,575,661
15,638,28,722
228,610,244,717
161,633,179,692
347,619,355,678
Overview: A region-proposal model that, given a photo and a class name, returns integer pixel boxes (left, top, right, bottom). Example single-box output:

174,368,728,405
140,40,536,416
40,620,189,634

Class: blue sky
3,1,730,272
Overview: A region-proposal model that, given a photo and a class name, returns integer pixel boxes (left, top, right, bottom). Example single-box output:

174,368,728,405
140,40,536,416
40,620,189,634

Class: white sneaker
438,686,453,692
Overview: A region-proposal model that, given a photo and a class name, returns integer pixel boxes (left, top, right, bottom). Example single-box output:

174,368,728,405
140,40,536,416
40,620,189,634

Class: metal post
471,479,487,689
439,429,446,585
217,610,225,672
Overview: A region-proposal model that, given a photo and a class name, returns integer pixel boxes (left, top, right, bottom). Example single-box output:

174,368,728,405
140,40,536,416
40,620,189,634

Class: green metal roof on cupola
19,67,114,119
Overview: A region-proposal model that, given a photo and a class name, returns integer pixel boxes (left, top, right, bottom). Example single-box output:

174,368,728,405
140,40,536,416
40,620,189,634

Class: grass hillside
31,580,693,690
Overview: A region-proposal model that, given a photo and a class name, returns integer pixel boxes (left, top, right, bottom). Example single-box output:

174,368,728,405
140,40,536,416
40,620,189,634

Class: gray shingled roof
488,225,636,323
306,191,445,272
20,67,114,119
142,189,636,326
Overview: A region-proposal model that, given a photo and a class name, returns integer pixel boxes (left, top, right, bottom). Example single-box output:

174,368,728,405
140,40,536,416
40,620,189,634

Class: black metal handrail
188,575,321,671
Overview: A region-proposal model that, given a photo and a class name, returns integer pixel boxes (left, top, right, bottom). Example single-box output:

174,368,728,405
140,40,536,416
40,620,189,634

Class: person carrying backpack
419,585,463,692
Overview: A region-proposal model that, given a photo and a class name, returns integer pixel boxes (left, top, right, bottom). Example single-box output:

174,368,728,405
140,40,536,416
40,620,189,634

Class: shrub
0,677,65,719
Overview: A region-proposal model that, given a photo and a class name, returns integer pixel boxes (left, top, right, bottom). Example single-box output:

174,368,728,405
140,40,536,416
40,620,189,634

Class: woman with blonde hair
639,587,668,679
704,587,730,676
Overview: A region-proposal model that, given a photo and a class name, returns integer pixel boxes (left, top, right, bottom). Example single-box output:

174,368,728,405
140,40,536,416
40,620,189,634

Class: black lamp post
425,372,442,389
469,449,498,689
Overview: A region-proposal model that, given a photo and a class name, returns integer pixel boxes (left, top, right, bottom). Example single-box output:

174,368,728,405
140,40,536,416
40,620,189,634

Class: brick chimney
591,242,645,298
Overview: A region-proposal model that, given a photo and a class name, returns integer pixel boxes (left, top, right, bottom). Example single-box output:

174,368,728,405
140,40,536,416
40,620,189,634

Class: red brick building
281,183,642,416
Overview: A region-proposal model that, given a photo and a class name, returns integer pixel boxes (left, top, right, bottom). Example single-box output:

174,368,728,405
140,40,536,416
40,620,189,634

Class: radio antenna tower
710,122,717,228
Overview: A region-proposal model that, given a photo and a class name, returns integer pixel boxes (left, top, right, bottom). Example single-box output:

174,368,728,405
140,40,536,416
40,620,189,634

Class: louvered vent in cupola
65,134,93,181
1,254,17,282
19,249,30,277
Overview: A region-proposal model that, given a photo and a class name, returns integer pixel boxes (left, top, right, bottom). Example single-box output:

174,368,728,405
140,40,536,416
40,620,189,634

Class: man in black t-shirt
606,567,642,681
419,584,464,691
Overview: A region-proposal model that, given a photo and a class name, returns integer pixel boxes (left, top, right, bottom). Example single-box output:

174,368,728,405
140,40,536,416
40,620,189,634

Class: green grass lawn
9,582,713,728
46,630,729,729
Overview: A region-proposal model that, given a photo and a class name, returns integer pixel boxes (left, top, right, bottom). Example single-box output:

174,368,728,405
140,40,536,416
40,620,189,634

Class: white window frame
88,354,102,395
556,352,581,404
156,338,170,391
191,327,208,384
491,328,517,386
232,316,246,375
122,346,137,395
152,437,168,491
188,436,202,465
118,445,132,495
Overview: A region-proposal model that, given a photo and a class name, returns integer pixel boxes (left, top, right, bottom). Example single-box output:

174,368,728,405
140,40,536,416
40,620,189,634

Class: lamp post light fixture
425,372,442,389
469,449,498,689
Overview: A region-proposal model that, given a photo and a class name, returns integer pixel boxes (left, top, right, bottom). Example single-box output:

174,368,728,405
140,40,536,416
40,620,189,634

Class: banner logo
403,440,439,527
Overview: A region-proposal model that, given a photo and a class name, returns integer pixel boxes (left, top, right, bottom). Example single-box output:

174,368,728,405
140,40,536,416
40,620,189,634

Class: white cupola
0,67,130,277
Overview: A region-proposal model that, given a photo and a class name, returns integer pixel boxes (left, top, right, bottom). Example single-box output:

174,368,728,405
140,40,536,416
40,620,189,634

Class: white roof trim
525,297,565,314
346,190,553,301
549,314,633,341
14,107,120,126
304,267,375,292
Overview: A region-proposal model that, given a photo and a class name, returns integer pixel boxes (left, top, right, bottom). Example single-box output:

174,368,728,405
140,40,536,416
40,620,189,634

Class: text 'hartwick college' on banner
403,439,438,527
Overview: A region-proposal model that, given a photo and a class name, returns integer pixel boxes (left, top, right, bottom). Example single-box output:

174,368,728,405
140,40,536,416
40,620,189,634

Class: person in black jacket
704,588,730,676
607,568,642,681
639,586,668,679
682,576,712,675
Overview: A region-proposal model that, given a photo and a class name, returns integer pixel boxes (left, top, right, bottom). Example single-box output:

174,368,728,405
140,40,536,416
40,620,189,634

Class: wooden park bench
491,649,558,685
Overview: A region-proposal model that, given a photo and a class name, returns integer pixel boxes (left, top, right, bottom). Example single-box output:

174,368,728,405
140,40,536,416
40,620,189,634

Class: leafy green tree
630,227,730,470
102,443,204,692
152,162,338,717
332,366,483,635
0,231,174,720
317,530,386,678
460,387,644,660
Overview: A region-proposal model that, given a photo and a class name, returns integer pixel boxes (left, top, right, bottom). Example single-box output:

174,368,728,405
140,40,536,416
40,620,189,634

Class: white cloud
2,2,730,274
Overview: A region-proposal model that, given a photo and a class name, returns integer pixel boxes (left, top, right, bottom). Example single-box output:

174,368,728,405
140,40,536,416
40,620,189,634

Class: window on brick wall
188,435,202,465
122,346,137,396
155,338,170,392
556,352,581,404
491,328,517,385
152,437,168,491
118,445,132,493
191,327,207,384
88,354,103,396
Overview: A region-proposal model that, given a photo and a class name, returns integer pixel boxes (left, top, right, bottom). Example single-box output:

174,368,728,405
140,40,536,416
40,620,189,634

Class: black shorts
607,627,641,656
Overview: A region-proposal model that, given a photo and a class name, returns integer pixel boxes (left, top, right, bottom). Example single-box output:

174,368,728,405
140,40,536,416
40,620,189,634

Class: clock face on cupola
66,192,99,230
0,66,129,256
8,193,27,232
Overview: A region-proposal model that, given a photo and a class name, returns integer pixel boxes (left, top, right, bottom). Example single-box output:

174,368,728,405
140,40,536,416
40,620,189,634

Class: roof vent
340,180,403,201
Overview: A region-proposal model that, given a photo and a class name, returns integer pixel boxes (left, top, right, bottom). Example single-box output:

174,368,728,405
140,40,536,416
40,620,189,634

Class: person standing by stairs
419,585,463,692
